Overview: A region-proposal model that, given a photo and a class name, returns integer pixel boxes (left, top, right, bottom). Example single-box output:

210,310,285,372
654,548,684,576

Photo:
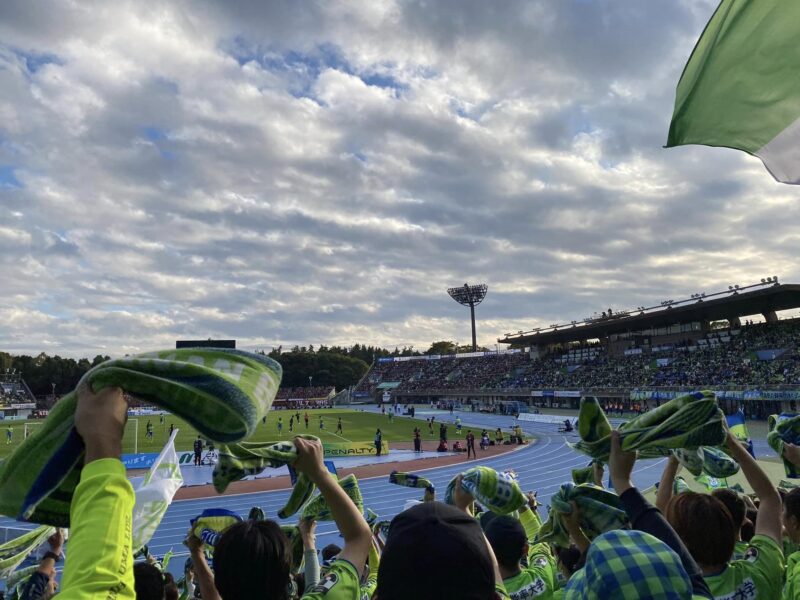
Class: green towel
365,508,379,527
572,462,601,485
534,483,629,548
0,525,55,579
4,565,38,600
768,414,800,477
214,435,320,519
301,474,363,521
673,476,691,495
0,348,282,527
389,471,436,501
444,466,527,515
673,446,739,478
280,525,304,572
571,392,725,462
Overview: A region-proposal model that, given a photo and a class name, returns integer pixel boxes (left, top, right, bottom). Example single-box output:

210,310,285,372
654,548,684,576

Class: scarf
673,446,740,478
444,466,527,515
0,525,55,579
0,348,281,526
535,483,629,548
767,413,800,477
301,474,363,521
389,471,436,501
571,392,726,462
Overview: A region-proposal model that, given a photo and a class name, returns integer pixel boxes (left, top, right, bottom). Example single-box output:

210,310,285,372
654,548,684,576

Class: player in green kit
5,424,12,445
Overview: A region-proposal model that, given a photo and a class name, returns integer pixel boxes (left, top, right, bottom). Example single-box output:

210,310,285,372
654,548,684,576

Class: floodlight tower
447,283,488,352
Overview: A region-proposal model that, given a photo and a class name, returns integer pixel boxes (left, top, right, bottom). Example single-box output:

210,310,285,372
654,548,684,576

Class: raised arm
725,430,782,544
60,385,135,600
655,454,680,513
293,438,372,571
609,431,712,599
299,518,320,589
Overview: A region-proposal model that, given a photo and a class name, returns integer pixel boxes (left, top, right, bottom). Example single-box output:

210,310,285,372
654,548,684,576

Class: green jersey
704,535,783,600
303,559,361,600
784,550,800,600
503,508,556,599
732,540,749,561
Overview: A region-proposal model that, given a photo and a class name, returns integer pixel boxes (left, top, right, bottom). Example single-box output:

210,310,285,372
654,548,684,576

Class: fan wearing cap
485,493,557,599
376,475,511,600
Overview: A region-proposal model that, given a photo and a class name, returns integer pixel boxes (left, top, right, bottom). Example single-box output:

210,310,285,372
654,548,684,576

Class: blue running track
0,409,671,579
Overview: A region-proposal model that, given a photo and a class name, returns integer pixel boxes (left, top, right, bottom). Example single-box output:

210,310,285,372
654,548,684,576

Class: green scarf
280,525,305,572
0,525,55,579
389,471,436,501
673,446,739,478
0,348,282,526
534,483,629,548
767,414,800,477
214,435,320,519
572,392,725,462
301,474,363,521
444,466,527,515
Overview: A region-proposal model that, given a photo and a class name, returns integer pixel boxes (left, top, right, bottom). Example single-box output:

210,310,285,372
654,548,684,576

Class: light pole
447,283,489,352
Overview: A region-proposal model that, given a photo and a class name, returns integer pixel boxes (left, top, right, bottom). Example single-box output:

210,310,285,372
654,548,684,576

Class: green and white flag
131,429,184,553
667,0,800,183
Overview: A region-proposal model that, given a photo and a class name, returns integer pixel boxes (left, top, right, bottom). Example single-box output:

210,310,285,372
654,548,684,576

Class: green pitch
1,409,500,457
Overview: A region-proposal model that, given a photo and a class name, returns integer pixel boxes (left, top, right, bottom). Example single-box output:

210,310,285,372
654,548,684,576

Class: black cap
378,502,495,600
485,516,526,570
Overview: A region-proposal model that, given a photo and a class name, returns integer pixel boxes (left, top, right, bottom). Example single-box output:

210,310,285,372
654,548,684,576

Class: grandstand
273,385,336,408
0,371,36,420
355,281,800,418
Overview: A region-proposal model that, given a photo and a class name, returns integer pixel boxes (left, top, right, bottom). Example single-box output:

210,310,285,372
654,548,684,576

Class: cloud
0,0,796,357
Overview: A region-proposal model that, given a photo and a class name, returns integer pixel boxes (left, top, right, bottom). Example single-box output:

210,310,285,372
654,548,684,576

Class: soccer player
169,423,174,437
336,417,343,434
413,427,421,452
193,436,203,466
304,412,309,429
388,411,394,424
5,424,12,445
319,416,324,431
145,420,153,439
374,429,383,457
277,417,283,435
455,416,462,434
289,415,294,432
159,413,165,425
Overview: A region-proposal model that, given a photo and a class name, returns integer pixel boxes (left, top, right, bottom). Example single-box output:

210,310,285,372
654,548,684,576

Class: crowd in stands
0,378,34,405
276,386,336,401
15,383,800,599
356,320,800,396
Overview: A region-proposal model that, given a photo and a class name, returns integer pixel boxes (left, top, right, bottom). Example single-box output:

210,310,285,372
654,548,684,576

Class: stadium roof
499,282,800,347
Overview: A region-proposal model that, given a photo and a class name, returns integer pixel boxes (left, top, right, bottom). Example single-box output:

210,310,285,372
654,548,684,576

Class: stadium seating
356,320,800,397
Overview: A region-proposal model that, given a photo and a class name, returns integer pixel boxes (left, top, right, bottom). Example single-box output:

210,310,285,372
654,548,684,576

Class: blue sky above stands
0,0,799,357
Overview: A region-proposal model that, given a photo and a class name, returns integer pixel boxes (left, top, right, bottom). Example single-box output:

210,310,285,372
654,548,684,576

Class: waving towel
768,413,800,477
673,446,739,478
389,471,436,502
571,392,725,462
0,348,281,526
301,474,363,521
444,466,527,515
214,435,320,518
0,525,55,579
534,483,629,548
572,462,601,486
190,508,243,549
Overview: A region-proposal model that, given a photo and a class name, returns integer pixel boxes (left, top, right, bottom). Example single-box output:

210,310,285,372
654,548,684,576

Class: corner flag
667,0,800,184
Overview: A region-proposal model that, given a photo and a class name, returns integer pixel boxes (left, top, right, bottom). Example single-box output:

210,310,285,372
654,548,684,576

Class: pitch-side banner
323,442,389,457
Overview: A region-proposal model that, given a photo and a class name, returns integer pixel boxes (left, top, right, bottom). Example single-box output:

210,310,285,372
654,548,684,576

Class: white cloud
0,0,797,358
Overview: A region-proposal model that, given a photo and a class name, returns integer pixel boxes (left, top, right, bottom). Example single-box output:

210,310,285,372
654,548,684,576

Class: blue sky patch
0,165,22,188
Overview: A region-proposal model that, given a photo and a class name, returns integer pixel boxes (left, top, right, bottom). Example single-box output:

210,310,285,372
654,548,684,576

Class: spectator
133,563,165,600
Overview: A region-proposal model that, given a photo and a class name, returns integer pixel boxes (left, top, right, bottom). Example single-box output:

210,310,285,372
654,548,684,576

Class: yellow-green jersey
704,535,783,600
503,507,556,599
784,550,800,600
303,559,362,599
59,458,136,600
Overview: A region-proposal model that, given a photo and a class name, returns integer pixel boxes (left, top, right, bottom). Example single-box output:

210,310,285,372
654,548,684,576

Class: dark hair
666,492,735,566
294,572,306,596
321,543,342,562
556,545,582,576
786,488,800,522
163,573,178,600
485,516,526,569
133,562,165,600
712,489,746,528
740,519,754,542
213,520,291,600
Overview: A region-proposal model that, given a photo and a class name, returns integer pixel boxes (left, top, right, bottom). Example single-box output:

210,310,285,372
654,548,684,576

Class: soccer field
0,408,497,457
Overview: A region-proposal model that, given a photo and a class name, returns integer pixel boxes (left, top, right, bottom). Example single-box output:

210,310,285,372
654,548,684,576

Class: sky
1,0,799,359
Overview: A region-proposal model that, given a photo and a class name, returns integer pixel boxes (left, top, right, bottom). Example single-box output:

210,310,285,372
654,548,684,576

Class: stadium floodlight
447,282,488,352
